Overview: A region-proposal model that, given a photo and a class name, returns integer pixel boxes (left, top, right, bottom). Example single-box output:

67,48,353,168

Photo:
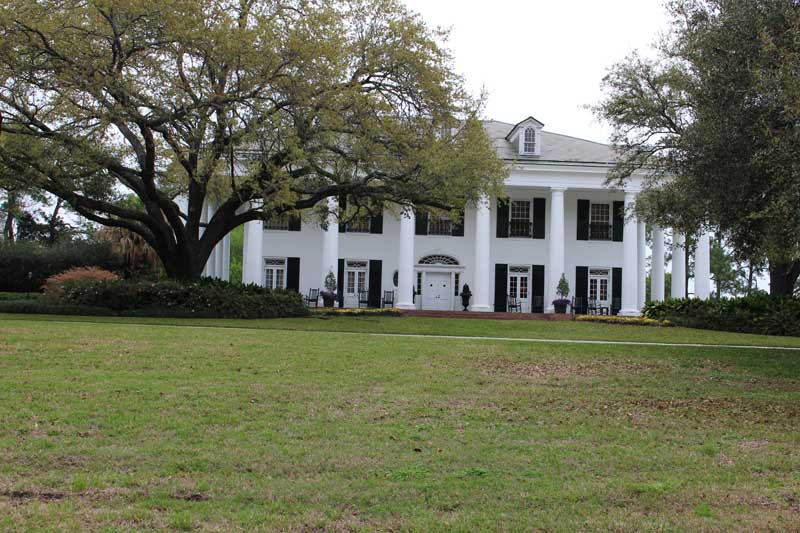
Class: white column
242,218,264,285
470,195,492,312
637,221,646,310
619,191,640,316
671,231,686,299
221,233,231,281
545,187,566,313
651,225,665,302
695,231,711,300
321,197,339,293
201,203,215,278
396,207,416,310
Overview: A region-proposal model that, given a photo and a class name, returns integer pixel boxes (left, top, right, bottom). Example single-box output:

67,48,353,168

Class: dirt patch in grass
0,327,33,335
478,357,669,381
2,489,67,502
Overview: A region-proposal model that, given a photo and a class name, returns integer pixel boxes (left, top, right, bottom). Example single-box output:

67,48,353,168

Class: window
510,200,532,238
416,271,423,295
523,128,537,153
428,216,453,236
589,203,612,241
264,257,286,289
509,266,530,299
454,273,460,296
345,260,368,294
346,216,370,233
264,217,290,231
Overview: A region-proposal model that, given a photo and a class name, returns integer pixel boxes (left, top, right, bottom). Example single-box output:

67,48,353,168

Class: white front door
423,272,452,311
589,268,610,310
508,266,531,312
344,260,368,308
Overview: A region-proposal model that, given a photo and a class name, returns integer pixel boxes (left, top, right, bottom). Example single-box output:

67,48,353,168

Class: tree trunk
768,259,800,297
46,198,63,244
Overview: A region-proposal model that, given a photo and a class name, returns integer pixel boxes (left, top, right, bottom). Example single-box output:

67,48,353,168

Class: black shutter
415,212,428,235
612,201,625,242
338,196,347,233
532,197,546,239
496,199,509,238
286,257,300,292
494,263,508,312
337,259,345,307
288,215,301,232
368,260,382,307
369,212,383,234
452,209,465,237
612,267,622,315
576,266,588,300
532,264,545,313
577,199,590,241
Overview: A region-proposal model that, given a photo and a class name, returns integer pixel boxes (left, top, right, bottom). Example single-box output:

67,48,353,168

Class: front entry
508,266,531,313
422,271,452,311
343,260,368,308
589,268,611,310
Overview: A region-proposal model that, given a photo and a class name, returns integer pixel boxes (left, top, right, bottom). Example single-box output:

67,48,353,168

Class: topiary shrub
643,295,800,337
53,278,308,319
42,267,121,301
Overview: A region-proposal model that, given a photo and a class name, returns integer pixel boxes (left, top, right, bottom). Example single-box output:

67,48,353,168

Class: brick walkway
399,310,572,321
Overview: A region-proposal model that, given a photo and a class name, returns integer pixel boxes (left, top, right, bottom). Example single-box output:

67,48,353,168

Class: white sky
400,0,670,144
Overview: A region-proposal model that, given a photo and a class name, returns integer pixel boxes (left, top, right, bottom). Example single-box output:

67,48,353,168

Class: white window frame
519,127,542,156
589,202,612,241
427,215,453,236
264,257,287,289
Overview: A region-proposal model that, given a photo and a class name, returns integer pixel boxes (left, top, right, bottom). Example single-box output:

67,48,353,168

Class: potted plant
460,283,472,311
552,273,570,314
321,270,337,307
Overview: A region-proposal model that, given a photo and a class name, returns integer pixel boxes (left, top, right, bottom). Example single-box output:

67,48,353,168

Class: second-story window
523,128,537,154
264,217,290,231
589,203,612,240
510,200,532,238
428,215,453,236
346,216,371,233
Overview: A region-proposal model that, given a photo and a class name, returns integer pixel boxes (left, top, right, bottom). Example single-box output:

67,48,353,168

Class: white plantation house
203,116,712,316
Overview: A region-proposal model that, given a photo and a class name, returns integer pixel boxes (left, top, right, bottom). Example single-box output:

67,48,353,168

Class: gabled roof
484,120,616,165
504,116,545,141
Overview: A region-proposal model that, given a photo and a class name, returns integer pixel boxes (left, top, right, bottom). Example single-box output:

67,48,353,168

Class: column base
468,305,493,313
544,306,554,314
396,302,416,310
617,309,642,317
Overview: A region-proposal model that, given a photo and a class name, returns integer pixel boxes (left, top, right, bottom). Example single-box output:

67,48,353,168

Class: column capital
550,186,568,193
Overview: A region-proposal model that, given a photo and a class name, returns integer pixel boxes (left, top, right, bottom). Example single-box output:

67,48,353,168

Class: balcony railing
589,223,613,241
509,220,532,238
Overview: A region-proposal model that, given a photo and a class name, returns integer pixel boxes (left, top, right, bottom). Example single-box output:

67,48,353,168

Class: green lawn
1,315,799,530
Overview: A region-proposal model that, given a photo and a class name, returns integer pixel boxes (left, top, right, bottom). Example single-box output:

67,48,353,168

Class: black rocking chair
358,290,370,308
382,290,395,308
507,294,522,313
304,288,320,308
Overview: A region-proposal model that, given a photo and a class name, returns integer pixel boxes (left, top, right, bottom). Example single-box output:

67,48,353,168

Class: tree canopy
0,0,506,278
594,0,800,295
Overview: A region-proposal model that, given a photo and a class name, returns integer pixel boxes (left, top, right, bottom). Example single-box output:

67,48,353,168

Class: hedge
0,241,120,292
643,295,800,337
51,278,309,319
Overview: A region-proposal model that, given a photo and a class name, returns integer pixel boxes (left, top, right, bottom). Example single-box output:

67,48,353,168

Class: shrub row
0,241,121,292
643,295,800,337
49,278,309,319
574,315,669,327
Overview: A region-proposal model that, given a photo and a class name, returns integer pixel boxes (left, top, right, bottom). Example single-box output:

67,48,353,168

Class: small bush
0,292,40,301
42,267,121,300
0,240,120,292
643,295,800,337
53,278,308,319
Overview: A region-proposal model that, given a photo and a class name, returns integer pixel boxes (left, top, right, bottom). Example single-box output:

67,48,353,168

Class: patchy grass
0,316,798,530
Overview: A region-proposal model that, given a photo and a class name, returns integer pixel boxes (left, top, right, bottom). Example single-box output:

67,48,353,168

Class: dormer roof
504,116,545,142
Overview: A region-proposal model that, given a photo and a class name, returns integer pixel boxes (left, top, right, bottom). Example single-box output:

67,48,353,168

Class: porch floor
399,310,572,321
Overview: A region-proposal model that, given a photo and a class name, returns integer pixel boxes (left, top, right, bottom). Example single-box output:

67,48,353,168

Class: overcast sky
401,0,671,144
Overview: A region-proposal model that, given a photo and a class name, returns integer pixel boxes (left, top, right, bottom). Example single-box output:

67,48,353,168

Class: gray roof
483,120,616,165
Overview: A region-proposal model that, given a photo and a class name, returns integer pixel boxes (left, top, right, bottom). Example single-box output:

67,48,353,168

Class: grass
0,314,799,530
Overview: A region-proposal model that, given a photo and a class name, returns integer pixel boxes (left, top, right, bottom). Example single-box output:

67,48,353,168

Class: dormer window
523,128,537,154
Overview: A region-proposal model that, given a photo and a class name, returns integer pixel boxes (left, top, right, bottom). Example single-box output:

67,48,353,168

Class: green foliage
53,278,308,319
595,0,800,293
228,225,244,284
0,0,507,279
0,240,120,292
643,296,800,337
323,270,337,293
